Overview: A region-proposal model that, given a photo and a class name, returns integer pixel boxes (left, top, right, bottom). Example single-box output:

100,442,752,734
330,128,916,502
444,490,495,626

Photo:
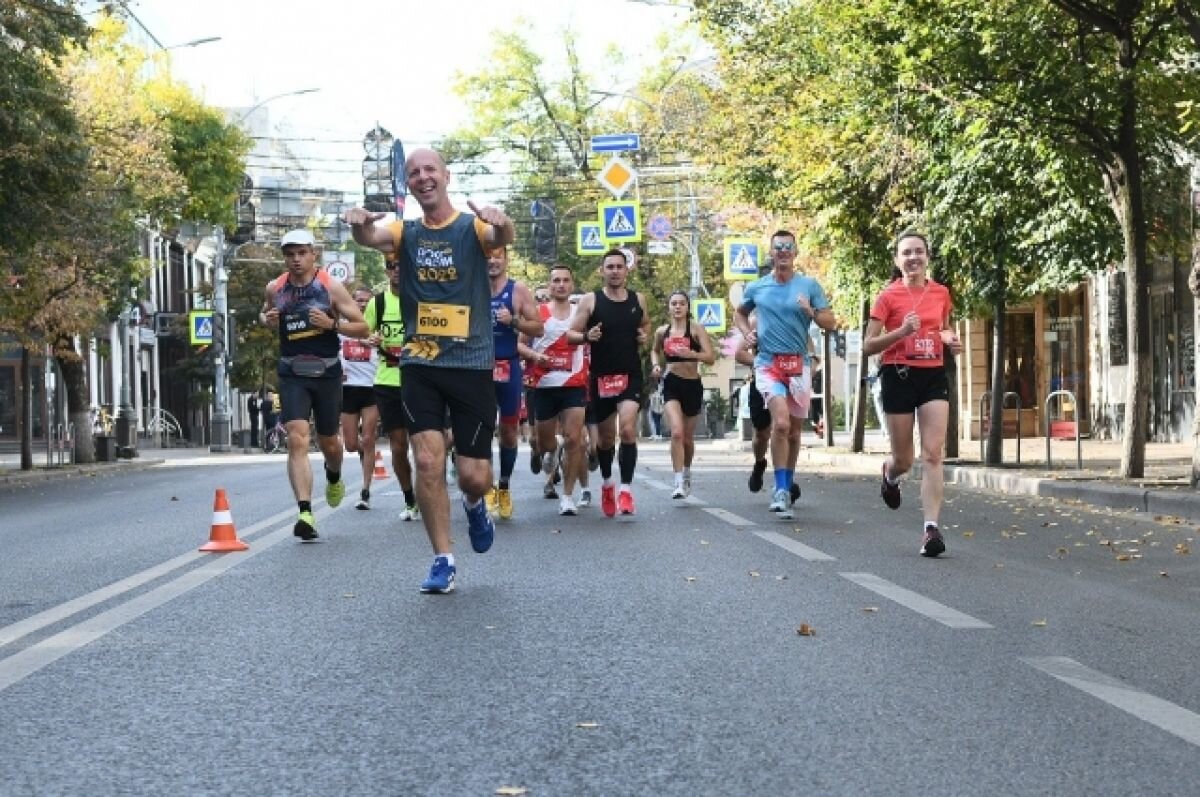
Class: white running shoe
672,486,686,500
682,477,691,498
559,496,577,516
399,504,421,521
578,489,592,507
769,488,793,519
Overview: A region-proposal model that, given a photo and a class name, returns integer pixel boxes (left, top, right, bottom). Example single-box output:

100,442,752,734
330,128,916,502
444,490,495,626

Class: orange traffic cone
373,451,388,481
199,488,249,552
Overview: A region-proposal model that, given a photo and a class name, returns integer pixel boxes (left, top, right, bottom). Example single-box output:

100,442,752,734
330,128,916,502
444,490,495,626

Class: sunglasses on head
773,242,796,252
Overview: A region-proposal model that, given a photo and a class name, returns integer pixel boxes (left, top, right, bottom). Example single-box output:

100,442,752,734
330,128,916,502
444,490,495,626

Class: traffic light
212,312,226,357
834,330,846,359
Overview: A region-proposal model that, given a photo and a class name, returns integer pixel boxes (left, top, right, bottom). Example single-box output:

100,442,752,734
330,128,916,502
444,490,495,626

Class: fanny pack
281,355,339,378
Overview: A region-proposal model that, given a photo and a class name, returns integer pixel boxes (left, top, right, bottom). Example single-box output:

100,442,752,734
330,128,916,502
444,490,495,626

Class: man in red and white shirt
519,264,589,516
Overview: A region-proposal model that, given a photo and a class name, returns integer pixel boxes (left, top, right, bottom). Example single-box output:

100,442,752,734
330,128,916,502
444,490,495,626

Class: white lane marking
635,475,673,492
839,572,993,629
0,505,298,649
702,507,757,527
1022,657,1200,748
754,531,837,561
0,507,331,693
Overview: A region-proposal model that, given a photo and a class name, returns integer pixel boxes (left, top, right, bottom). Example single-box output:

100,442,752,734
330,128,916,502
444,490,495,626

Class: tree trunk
986,293,1007,466
1189,234,1200,487
55,336,95,464
20,347,33,471
850,299,870,453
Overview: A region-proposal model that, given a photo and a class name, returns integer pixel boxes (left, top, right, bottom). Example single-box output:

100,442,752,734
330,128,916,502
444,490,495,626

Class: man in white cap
261,229,368,541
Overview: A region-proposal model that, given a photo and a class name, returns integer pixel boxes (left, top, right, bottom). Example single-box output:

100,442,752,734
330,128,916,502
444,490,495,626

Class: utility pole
115,281,138,458
210,224,231,452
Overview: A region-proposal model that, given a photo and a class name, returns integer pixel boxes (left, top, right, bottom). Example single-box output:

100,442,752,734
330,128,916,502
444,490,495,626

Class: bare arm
312,280,369,339
511,282,544,338
649,325,667,378
636,293,652,345
566,294,596,345
342,207,394,251
691,322,716,366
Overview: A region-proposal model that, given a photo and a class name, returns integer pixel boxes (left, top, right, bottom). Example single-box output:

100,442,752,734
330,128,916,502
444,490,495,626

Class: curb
0,459,166,487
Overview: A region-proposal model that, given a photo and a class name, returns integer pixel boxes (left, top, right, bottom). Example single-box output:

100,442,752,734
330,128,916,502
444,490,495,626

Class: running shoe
294,510,318,542
789,483,801,504
672,484,686,500
618,490,635,515
325,479,345,508
485,486,500,517
542,451,556,479
498,487,513,519
601,484,617,518
463,496,495,554
880,462,902,510
747,459,767,493
419,556,456,594
530,446,542,474
769,488,793,520
683,477,692,498
559,496,577,516
543,481,558,500
355,489,370,511
399,504,420,522
578,488,592,507
588,449,598,472
920,524,946,558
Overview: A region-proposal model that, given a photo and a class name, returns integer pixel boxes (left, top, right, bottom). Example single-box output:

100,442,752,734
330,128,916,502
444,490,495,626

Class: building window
1046,288,1088,423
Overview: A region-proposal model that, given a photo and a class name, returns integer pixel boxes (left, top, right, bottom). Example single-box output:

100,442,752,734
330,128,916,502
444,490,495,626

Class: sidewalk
5,433,1200,524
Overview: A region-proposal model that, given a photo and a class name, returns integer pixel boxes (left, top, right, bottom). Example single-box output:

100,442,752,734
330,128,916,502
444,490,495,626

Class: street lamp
163,36,222,51
234,88,320,125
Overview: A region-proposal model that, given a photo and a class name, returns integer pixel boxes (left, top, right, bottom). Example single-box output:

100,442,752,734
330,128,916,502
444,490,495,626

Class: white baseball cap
280,229,315,247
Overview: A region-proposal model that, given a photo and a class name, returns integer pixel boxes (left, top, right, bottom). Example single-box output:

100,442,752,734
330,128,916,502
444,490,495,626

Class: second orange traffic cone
199,488,248,552
373,452,388,481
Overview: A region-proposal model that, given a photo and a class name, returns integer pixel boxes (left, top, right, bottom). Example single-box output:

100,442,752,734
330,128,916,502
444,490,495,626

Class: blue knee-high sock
498,445,517,488
774,468,789,492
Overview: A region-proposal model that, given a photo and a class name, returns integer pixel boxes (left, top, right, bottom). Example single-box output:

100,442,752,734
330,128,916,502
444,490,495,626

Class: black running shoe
920,524,945,558
789,482,801,504
748,458,767,493
293,510,319,542
880,462,901,510
530,446,542,474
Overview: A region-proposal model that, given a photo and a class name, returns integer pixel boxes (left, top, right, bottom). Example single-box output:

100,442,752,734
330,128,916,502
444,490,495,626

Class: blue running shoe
419,556,456,594
463,496,495,553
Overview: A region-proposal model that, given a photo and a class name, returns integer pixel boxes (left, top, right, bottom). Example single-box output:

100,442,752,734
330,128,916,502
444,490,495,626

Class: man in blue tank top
261,229,369,542
486,245,543,520
344,148,515,594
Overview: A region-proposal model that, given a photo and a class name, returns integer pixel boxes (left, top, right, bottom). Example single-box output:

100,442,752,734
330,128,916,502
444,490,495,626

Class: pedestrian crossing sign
189,310,214,345
694,299,726,332
723,238,760,281
577,221,606,255
598,200,641,243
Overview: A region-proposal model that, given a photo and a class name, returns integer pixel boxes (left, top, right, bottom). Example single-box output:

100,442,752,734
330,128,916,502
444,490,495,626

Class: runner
519,263,588,515
486,245,543,520
344,147,514,594
261,229,368,541
339,284,381,510
732,229,836,521
567,249,650,517
650,290,715,499
864,230,961,557
364,259,419,523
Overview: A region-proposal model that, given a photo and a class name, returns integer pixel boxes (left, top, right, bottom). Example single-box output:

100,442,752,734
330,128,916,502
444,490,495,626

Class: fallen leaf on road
1115,554,1131,562
775,575,788,581
495,788,528,796
1176,543,1191,555
748,571,760,578
862,607,879,613
963,531,975,538
1032,619,1048,627
575,722,600,729
1160,571,1170,577
342,593,355,598
170,496,178,501
796,623,816,636
700,540,710,546
994,563,1005,569
1055,547,1068,558
551,528,561,534
684,576,697,582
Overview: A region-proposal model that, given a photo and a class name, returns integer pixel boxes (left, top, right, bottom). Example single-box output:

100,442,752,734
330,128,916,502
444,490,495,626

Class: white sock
604,476,617,487
924,520,938,530
683,467,691,480
465,496,481,509
619,483,632,495
437,553,455,566
674,472,684,487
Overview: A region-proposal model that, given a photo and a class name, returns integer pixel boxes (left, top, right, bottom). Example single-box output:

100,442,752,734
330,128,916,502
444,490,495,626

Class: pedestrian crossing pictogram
598,201,642,243
584,228,603,247
694,299,726,332
699,306,719,326
189,309,215,345
577,221,606,254
196,318,213,337
723,238,760,281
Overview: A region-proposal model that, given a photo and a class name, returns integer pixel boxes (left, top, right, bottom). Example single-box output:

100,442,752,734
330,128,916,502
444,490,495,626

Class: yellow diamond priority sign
597,156,637,199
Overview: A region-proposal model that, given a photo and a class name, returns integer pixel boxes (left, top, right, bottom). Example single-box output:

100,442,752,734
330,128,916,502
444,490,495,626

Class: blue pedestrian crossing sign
694,299,726,333
598,200,642,243
576,221,606,255
723,238,760,281
189,310,214,345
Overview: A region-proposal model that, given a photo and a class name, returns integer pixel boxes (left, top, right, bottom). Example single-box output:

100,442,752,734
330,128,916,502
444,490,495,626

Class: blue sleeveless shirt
491,278,519,360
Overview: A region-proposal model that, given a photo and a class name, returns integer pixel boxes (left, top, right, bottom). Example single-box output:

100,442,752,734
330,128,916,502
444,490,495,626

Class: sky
92,0,704,203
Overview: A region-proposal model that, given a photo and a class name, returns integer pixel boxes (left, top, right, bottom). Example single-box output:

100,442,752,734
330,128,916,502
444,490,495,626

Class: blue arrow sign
590,133,641,153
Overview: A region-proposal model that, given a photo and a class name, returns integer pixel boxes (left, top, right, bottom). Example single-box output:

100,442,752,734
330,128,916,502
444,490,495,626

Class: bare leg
916,400,949,521
411,430,451,554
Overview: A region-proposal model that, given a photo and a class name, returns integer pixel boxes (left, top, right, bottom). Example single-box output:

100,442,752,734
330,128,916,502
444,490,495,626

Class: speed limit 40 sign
321,251,356,283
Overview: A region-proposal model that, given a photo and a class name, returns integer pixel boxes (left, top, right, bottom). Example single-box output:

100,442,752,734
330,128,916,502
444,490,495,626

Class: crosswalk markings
1022,656,1200,748
840,572,993,629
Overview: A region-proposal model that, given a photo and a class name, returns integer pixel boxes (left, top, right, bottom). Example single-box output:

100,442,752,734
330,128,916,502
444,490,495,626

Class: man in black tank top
567,249,650,518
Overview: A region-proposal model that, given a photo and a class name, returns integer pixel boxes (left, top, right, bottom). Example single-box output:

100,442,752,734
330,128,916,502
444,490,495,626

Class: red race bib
773,354,804,376
664,336,691,357
493,359,512,383
546,352,572,371
341,339,373,362
598,373,629,398
904,335,939,360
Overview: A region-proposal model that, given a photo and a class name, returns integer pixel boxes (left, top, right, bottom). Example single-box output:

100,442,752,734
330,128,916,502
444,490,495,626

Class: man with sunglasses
733,230,837,520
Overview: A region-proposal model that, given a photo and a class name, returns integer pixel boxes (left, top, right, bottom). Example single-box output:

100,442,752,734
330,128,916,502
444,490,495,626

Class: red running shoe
601,484,617,518
618,489,635,515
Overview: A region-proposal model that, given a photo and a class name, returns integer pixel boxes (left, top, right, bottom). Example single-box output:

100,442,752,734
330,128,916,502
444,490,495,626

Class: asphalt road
1,444,1197,796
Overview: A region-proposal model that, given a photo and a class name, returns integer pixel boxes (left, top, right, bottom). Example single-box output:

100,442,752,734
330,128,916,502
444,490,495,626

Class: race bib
664,336,691,357
416,302,470,338
773,354,804,376
904,334,939,360
282,311,318,341
493,359,511,383
342,339,373,362
546,352,572,371
598,373,629,398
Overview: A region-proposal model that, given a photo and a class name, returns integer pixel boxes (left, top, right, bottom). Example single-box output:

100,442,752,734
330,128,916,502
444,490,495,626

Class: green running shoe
294,510,318,542
325,478,345,508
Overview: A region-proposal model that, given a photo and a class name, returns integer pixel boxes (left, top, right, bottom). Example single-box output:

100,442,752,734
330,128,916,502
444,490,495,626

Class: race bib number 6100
416,302,469,338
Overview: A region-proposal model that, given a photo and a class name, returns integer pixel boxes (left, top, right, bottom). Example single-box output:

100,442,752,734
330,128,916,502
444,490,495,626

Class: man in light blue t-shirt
733,229,837,520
